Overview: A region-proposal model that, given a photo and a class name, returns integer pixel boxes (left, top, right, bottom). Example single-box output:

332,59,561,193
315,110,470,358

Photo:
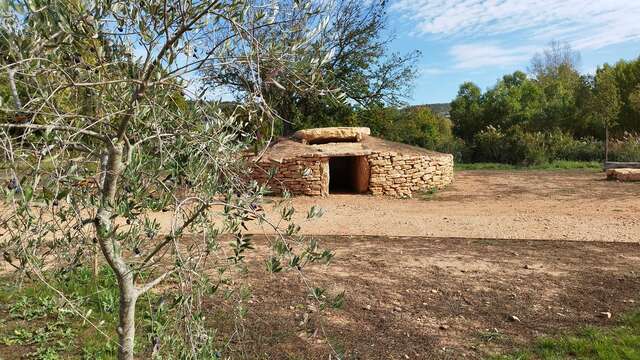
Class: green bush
387,107,454,149
436,137,469,162
472,126,507,163
508,128,547,165
468,126,637,165
354,105,455,152
545,130,603,161
609,133,640,161
471,126,547,165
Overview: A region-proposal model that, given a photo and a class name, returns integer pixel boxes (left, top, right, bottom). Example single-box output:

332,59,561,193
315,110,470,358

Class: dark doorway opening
329,156,370,194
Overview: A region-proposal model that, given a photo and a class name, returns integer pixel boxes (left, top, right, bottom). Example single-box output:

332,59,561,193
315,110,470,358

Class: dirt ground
213,235,640,359
213,169,640,359
254,170,640,242
3,170,640,359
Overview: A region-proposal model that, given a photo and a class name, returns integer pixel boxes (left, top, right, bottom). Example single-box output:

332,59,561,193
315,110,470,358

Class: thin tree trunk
95,142,139,360
117,276,138,360
94,152,109,278
7,68,22,111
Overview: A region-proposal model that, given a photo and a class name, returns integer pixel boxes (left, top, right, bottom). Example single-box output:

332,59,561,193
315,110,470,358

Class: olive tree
0,1,332,358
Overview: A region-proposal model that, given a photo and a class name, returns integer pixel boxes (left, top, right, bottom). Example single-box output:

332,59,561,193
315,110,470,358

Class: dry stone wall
250,156,329,196
250,151,453,198
367,152,454,197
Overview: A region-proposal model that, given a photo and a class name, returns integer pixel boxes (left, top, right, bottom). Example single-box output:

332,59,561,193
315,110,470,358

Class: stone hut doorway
328,156,370,194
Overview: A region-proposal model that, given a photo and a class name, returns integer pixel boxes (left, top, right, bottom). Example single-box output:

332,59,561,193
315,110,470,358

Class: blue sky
387,0,640,104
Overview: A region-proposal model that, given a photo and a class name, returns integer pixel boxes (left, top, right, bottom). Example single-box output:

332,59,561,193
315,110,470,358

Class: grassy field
455,160,602,171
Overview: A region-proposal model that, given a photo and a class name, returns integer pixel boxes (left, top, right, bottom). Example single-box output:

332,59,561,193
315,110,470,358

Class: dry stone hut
249,127,454,197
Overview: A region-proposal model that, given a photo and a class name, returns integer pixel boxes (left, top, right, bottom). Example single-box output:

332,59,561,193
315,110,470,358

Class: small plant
420,187,439,200
477,328,506,343
9,295,56,321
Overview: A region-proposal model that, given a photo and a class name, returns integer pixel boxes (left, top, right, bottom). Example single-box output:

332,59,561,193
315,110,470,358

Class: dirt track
212,235,640,359
256,170,640,242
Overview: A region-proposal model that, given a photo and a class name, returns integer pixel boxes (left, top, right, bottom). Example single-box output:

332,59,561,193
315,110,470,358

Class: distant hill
406,103,451,117
426,103,451,116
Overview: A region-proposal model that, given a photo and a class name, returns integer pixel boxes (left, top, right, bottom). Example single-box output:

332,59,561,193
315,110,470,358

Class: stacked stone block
251,156,329,196
367,152,454,197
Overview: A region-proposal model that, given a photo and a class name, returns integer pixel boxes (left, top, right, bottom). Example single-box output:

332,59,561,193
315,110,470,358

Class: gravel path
256,170,640,242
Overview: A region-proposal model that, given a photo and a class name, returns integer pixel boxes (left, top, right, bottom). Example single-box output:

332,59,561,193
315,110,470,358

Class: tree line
449,42,640,164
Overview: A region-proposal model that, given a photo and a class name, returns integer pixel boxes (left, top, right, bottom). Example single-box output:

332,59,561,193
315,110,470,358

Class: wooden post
604,124,609,164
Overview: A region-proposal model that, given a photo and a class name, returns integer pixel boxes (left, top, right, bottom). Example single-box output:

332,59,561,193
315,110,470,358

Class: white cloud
421,67,449,75
391,0,640,50
449,43,536,69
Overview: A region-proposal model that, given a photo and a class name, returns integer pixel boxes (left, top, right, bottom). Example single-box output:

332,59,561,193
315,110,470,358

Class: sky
387,0,640,104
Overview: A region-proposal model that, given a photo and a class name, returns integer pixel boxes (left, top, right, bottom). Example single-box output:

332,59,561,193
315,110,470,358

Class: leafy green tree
205,0,420,135
450,82,484,142
630,85,640,113
529,42,582,133
591,66,622,160
480,71,545,131
608,57,640,134
0,1,330,359
387,106,452,149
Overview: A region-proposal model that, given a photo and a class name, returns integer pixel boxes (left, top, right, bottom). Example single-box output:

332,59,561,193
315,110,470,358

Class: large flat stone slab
606,168,640,181
293,127,370,144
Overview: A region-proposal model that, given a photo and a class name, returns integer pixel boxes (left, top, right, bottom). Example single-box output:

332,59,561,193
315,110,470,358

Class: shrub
436,137,469,162
471,126,548,165
470,126,609,164
507,127,547,165
472,126,507,163
610,133,640,161
545,130,603,161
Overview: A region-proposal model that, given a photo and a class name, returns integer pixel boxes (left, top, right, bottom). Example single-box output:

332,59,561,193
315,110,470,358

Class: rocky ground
210,235,640,359
3,169,639,359
203,170,640,359
255,169,640,242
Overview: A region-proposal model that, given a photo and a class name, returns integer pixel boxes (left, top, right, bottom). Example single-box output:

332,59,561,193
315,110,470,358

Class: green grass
455,160,602,171
0,267,228,359
492,311,640,360
0,267,123,359
0,267,165,359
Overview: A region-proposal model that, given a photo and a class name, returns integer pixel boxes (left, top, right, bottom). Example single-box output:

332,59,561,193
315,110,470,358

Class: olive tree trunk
116,274,138,360
7,68,22,110
95,142,139,360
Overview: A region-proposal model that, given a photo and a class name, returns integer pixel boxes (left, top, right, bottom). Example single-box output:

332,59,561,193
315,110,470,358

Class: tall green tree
450,81,484,142
591,65,622,160
205,0,420,135
481,71,545,131
609,57,640,134
629,85,640,113
529,41,582,133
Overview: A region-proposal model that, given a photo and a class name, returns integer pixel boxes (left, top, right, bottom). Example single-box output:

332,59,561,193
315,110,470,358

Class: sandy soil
209,235,640,359
2,170,640,359
255,170,640,242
